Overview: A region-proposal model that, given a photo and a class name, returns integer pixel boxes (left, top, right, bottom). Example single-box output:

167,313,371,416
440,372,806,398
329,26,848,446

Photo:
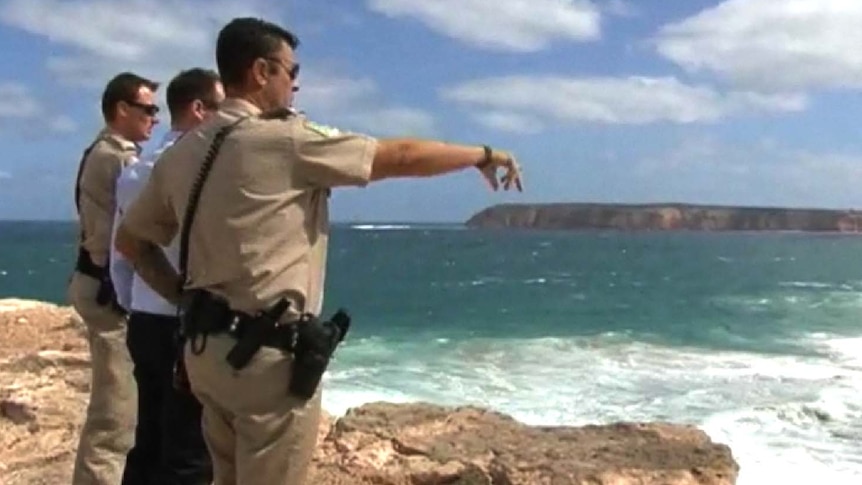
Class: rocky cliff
466,203,862,232
0,299,739,484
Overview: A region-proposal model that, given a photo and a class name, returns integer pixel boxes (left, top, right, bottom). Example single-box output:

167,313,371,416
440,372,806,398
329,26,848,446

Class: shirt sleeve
290,118,377,188
121,161,178,247
109,205,134,312
78,149,135,266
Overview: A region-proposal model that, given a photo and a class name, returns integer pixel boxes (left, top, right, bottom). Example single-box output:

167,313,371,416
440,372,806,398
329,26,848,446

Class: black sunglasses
265,57,300,80
200,99,221,111
125,100,160,117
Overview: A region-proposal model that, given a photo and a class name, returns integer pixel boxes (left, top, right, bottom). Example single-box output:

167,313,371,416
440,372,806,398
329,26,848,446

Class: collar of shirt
137,129,184,163
220,97,263,118
158,129,183,151
97,127,139,153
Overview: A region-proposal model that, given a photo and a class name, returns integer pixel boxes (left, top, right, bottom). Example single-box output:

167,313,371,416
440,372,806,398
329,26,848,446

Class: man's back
78,130,139,266
141,98,375,317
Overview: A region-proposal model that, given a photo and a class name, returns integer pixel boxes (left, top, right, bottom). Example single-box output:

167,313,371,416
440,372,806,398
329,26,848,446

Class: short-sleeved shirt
77,129,140,267
109,130,183,315
122,98,377,318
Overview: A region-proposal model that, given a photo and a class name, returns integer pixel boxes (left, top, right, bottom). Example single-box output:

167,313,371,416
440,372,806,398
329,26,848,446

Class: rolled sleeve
290,119,376,188
121,162,177,247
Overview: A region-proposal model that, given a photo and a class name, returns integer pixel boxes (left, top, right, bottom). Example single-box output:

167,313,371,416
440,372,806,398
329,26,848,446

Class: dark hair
216,17,300,88
166,68,221,119
101,72,159,121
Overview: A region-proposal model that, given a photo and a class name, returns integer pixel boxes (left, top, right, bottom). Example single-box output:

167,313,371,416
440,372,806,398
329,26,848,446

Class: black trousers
121,311,213,485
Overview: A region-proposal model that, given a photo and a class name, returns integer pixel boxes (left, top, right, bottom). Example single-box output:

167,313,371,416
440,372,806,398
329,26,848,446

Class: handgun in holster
225,298,291,371
288,308,351,400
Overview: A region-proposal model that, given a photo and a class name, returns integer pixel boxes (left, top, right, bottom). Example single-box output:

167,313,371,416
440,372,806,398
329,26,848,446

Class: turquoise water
2,221,862,484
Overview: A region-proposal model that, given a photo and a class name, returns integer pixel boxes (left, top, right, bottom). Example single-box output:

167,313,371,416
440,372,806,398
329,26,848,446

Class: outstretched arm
370,140,523,192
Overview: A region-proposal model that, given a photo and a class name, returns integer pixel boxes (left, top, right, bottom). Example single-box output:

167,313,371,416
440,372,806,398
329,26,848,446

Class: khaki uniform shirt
77,129,139,267
122,98,376,318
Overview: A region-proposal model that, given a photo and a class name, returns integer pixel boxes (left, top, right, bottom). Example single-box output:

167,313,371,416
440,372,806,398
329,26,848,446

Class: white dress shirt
109,130,183,317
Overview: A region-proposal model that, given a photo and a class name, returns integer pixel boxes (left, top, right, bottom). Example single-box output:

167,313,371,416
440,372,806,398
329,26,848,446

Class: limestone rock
0,300,739,484
308,402,738,484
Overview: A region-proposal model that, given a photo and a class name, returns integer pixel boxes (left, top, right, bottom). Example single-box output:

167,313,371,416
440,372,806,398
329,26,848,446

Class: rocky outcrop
0,300,89,485
1,299,739,484
310,403,737,484
466,203,862,232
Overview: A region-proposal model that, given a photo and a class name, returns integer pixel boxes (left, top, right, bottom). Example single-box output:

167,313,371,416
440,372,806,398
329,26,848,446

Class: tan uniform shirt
122,98,376,317
77,129,139,267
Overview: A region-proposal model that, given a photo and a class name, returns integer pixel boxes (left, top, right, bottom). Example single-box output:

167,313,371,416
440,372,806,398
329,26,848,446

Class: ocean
2,220,861,484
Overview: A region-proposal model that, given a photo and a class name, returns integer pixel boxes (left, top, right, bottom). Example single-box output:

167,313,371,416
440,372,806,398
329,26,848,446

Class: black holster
176,289,352,401
75,247,126,316
288,309,351,400
225,298,291,370
177,289,211,340
173,289,220,392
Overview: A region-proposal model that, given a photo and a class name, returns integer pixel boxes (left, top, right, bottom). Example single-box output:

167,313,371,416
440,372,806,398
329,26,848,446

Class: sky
2,0,862,222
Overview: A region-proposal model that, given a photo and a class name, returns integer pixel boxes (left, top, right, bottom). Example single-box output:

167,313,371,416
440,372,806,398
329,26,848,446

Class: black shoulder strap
177,117,248,291
177,108,297,292
74,140,100,214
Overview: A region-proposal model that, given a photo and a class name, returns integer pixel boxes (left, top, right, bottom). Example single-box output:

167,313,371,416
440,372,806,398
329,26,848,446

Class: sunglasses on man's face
200,99,221,111
265,57,300,80
126,100,160,117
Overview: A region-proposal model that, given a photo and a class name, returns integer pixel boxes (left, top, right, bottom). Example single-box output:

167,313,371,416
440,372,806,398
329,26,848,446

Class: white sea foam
350,224,413,230
321,332,862,484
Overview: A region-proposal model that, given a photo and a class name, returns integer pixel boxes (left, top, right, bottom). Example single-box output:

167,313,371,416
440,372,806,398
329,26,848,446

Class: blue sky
2,0,862,222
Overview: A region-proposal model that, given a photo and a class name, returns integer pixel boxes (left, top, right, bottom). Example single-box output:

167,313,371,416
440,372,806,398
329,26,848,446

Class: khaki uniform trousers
185,333,322,485
68,271,137,485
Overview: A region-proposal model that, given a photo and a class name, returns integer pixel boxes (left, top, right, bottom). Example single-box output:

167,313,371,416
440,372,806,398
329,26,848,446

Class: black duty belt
180,289,298,354
178,289,351,400
227,311,300,352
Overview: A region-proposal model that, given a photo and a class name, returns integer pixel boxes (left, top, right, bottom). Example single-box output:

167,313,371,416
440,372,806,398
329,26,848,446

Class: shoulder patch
303,120,342,138
101,133,138,153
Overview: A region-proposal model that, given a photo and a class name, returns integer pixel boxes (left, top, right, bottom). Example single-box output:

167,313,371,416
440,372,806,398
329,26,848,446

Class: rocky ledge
0,299,739,484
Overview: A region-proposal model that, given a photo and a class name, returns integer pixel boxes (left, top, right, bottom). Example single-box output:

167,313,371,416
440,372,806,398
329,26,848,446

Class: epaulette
92,131,138,155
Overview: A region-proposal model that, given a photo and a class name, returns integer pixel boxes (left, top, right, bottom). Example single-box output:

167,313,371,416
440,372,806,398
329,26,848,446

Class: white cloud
297,69,435,136
0,0,431,137
366,0,600,52
48,115,77,133
602,0,638,18
0,82,77,133
0,170,10,179
473,111,545,134
0,0,263,88
442,75,806,130
0,83,41,118
635,137,862,209
655,0,862,91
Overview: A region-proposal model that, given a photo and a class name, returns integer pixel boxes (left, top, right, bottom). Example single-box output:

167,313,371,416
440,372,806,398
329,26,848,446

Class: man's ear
191,99,205,120
251,58,270,86
115,101,129,120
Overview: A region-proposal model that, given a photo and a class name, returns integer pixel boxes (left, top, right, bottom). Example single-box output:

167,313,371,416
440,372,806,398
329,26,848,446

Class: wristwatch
476,145,493,169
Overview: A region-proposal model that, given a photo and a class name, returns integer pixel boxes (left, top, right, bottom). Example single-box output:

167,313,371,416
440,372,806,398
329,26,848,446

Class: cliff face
465,203,862,232
0,299,739,484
